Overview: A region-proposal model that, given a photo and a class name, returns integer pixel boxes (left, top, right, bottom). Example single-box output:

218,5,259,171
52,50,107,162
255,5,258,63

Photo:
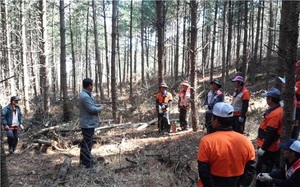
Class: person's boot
9,146,14,154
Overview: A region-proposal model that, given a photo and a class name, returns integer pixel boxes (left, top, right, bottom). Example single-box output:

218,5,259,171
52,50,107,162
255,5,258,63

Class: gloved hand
204,105,208,110
20,124,24,130
257,173,272,182
238,117,244,123
257,148,265,156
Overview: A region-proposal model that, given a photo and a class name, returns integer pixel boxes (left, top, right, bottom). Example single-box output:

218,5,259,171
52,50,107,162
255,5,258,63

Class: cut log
30,123,71,138
51,158,72,186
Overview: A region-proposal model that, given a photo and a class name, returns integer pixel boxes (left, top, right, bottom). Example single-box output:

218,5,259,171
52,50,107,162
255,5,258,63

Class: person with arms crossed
204,79,224,133
257,139,300,187
79,78,104,172
197,102,256,187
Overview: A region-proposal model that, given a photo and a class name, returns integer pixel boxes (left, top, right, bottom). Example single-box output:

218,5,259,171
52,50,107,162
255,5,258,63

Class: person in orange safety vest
256,88,283,187
257,139,300,187
293,60,300,139
197,102,255,187
231,75,250,134
156,82,173,134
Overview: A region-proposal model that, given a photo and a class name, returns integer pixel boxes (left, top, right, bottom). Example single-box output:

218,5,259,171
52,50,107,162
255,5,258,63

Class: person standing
156,82,173,134
256,88,283,187
197,102,256,187
79,78,104,171
1,96,24,154
231,75,250,134
204,79,224,133
257,139,300,187
293,60,300,139
178,81,191,131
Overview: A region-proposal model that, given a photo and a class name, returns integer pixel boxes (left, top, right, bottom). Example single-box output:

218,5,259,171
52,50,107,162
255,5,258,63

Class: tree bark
59,0,70,122
156,0,165,84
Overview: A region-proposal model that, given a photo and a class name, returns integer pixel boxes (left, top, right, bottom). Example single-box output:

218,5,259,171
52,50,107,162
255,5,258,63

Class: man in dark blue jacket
2,96,24,154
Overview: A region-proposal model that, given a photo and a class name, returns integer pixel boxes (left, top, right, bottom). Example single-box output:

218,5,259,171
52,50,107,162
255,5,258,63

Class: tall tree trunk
182,4,187,77
129,0,133,98
0,105,9,187
226,0,233,77
39,0,49,113
156,0,165,84
102,0,109,99
140,0,145,85
111,0,118,120
251,0,262,84
241,0,248,79
51,2,56,104
210,1,218,81
265,0,274,89
85,4,89,78
281,1,300,165
189,0,198,132
221,1,227,89
235,1,242,72
259,1,265,65
69,5,76,96
92,0,101,97
20,0,29,113
59,0,70,122
174,0,179,81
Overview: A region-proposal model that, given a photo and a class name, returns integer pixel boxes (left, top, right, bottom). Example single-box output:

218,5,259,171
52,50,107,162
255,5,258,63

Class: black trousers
80,128,95,168
7,129,19,151
179,107,188,130
233,116,246,134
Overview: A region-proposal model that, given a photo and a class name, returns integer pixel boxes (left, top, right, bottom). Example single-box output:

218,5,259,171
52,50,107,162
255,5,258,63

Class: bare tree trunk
221,1,227,89
189,0,198,132
20,0,29,113
0,105,9,187
281,1,300,165
156,0,165,84
174,0,179,81
102,0,109,99
140,0,145,85
210,1,218,81
251,0,262,84
235,1,242,72
69,5,76,96
111,0,118,120
92,0,101,97
226,0,233,77
51,2,56,104
39,0,49,113
59,0,70,122
259,1,265,65
129,0,133,98
265,0,274,89
85,4,89,78
241,0,248,80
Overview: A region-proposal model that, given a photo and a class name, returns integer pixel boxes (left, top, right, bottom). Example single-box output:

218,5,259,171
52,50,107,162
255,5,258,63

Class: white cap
290,140,300,153
212,102,234,118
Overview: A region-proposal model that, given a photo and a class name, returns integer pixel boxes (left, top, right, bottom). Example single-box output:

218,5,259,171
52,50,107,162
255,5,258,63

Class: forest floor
4,66,279,187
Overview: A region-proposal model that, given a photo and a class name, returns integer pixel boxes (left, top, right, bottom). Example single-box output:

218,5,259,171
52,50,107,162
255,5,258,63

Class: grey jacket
79,89,103,128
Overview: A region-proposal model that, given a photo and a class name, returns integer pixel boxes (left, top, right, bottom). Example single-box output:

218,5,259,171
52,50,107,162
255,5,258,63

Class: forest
0,0,300,186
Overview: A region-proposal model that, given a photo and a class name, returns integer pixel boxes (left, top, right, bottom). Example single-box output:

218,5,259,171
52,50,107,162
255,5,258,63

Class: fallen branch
114,164,138,173
51,157,72,187
30,123,70,138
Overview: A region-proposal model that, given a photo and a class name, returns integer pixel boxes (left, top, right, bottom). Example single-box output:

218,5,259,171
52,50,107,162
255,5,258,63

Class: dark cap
210,79,222,88
10,96,21,103
261,88,281,99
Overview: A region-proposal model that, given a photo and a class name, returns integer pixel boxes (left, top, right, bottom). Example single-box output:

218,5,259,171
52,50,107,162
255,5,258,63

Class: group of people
197,61,300,187
155,80,192,134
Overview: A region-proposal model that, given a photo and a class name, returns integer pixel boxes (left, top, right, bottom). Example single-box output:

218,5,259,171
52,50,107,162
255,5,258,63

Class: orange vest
156,91,173,104
295,81,300,108
257,106,283,152
232,87,250,116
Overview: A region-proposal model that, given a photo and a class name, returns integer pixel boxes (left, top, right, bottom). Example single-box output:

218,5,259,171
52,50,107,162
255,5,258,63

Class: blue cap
261,88,281,99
